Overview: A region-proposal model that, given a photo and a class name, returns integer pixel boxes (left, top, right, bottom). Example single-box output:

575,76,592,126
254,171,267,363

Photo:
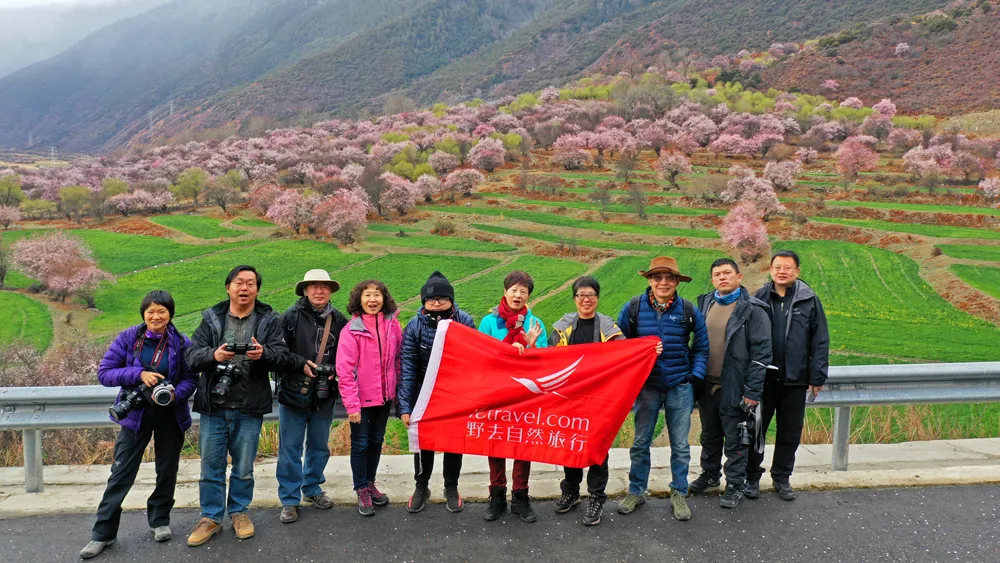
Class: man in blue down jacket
397,271,476,514
615,256,709,522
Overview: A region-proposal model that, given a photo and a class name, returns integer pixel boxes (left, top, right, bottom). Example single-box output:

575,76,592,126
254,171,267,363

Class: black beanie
420,271,454,304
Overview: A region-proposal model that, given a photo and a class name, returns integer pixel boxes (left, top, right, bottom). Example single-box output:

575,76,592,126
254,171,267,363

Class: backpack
626,295,695,339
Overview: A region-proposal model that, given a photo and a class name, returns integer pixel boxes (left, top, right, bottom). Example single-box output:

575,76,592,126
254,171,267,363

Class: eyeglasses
426,297,451,305
771,266,798,273
230,280,257,288
574,293,598,300
649,274,678,283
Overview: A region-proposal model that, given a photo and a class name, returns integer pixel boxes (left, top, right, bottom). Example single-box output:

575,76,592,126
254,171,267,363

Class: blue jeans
276,404,334,506
349,404,391,490
198,408,263,522
628,383,694,496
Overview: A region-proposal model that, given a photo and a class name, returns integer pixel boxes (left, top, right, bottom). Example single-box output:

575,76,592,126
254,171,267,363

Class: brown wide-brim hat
295,269,341,296
639,256,692,283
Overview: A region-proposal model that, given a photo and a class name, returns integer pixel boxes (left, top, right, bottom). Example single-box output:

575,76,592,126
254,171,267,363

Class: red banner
408,320,659,468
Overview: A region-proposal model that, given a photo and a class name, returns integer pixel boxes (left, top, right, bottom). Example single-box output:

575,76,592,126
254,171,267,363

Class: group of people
79,250,829,560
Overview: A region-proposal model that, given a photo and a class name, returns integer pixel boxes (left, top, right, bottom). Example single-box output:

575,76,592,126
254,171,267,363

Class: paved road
1,485,997,562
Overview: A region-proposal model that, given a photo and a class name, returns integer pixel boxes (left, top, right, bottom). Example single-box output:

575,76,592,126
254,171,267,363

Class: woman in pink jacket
337,279,402,517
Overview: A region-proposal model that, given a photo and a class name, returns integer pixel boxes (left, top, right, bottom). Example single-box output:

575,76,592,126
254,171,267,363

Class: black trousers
697,383,748,486
92,407,184,541
747,380,808,482
561,455,610,503
413,450,463,488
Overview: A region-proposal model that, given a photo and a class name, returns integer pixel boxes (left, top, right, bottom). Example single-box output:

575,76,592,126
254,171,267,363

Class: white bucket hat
295,269,340,296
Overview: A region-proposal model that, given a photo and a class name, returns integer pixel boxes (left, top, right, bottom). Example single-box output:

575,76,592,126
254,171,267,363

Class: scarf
713,287,741,306
649,292,675,313
424,307,454,328
495,298,528,346
312,302,333,319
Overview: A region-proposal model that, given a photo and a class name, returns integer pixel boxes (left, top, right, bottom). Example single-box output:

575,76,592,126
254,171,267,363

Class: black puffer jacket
753,280,830,387
396,306,475,416
697,288,772,411
276,297,349,414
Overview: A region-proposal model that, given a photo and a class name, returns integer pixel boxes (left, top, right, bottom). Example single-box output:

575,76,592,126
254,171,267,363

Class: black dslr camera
299,364,335,399
109,381,175,421
225,343,254,354
738,401,757,447
211,362,242,404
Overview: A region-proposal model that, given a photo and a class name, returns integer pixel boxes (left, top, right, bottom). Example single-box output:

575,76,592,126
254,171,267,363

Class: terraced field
149,215,245,238
950,265,1000,301
479,193,724,216
936,245,1000,261
813,218,1000,240
365,234,514,252
0,292,52,351
825,200,1000,216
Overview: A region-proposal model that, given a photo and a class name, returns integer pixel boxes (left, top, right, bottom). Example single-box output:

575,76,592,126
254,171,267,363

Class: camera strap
315,314,332,366
136,333,169,371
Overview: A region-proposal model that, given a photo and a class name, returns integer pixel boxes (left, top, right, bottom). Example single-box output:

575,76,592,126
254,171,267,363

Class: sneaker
444,485,464,513
670,490,691,521
151,526,171,542
186,518,221,547
279,505,299,523
774,479,796,501
688,473,721,495
616,492,646,515
357,487,375,517
367,483,389,507
231,512,255,540
554,491,581,514
582,497,603,526
510,489,537,523
80,539,114,559
407,484,431,513
483,486,507,521
304,492,334,510
744,478,761,499
719,484,744,509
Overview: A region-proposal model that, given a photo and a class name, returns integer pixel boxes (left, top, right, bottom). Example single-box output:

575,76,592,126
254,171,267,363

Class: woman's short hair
571,276,600,297
347,280,398,316
139,290,175,320
503,270,534,295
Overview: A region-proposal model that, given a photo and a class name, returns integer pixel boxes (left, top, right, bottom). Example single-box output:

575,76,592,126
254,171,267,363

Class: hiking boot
554,490,581,514
80,539,114,559
744,477,761,499
279,505,299,523
616,492,646,514
582,497,604,526
719,484,744,509
483,486,507,521
357,487,375,517
407,484,431,513
510,489,537,523
304,492,334,510
151,526,171,542
186,518,221,547
444,485,464,513
688,473,721,495
670,490,691,521
774,479,796,501
231,512,255,540
367,482,389,506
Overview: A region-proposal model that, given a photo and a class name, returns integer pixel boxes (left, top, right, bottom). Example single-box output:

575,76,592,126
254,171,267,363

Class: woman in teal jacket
477,270,547,524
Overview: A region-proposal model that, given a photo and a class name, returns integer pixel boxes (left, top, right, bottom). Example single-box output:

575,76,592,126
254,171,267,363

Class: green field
813,218,1000,240
428,206,719,239
365,234,515,252
0,292,53,351
826,200,1000,216
782,240,1000,362
367,223,423,233
479,193,724,217
471,224,680,253
936,244,1000,261
150,215,244,238
951,265,1000,300
231,217,275,228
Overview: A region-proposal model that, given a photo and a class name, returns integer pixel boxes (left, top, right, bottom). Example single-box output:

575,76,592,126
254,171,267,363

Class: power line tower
49,147,58,160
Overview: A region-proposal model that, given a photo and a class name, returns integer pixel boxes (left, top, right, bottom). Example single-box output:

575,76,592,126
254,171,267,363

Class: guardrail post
23,429,44,493
832,406,851,471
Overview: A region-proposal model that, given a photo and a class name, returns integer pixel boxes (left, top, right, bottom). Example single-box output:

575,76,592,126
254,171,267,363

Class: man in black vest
275,269,348,524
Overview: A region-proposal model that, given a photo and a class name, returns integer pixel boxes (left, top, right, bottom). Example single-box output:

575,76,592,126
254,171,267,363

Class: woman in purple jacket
80,290,198,560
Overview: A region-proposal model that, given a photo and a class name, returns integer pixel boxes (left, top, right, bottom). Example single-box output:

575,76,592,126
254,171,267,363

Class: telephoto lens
109,386,148,421
313,365,335,399
211,363,241,404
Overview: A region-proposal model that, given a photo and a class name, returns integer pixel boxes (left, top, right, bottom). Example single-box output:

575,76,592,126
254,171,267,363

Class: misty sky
0,0,128,7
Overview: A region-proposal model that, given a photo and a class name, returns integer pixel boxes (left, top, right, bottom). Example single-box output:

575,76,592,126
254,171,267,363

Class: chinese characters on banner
409,321,659,468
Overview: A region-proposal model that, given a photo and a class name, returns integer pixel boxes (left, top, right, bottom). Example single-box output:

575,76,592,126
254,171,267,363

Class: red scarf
496,298,528,346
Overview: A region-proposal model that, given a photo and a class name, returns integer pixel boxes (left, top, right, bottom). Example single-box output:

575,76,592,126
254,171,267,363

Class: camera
225,343,254,354
147,381,175,407
737,401,757,447
109,385,148,421
298,364,335,398
211,362,242,404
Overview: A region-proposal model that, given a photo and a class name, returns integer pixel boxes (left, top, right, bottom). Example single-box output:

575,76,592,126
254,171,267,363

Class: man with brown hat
275,269,348,524
615,256,708,522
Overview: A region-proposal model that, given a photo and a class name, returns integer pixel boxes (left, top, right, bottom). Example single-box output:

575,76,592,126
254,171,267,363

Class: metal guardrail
2,362,999,493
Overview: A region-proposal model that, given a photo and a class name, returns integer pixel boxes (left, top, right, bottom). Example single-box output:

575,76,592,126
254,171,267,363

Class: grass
936,245,1000,262
520,185,685,198
367,223,423,233
427,206,719,239
231,217,275,228
365,234,515,252
479,193,724,217
472,224,679,252
950,265,1000,300
813,217,1000,240
0,292,53,351
825,200,1000,216
802,404,1000,445
781,240,1000,362
149,215,244,239
90,240,371,335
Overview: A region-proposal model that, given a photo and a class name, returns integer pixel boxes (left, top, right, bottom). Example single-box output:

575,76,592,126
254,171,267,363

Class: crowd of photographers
80,250,829,559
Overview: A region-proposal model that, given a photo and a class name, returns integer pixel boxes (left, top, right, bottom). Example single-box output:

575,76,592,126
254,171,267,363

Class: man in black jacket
747,250,830,501
690,258,771,509
275,269,348,524
184,265,290,547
